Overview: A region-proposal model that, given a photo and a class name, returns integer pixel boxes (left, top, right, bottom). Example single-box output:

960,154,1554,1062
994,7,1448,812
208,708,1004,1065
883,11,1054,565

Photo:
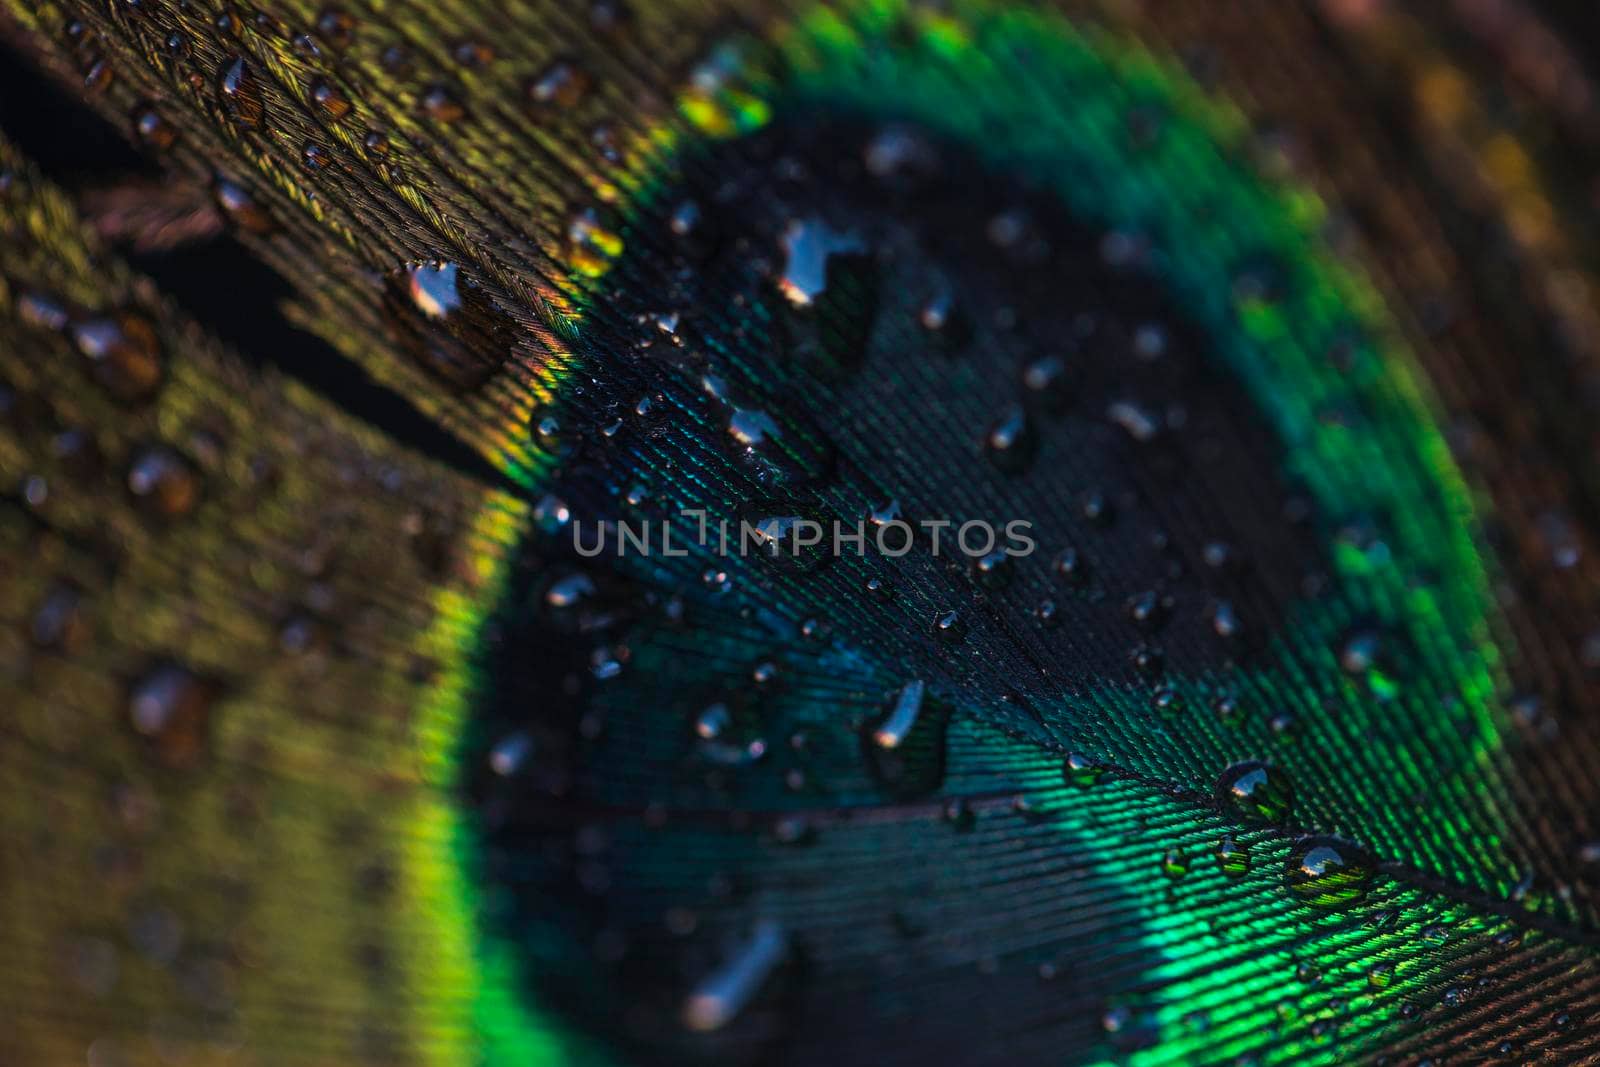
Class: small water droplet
1216,761,1294,824
127,665,216,769
984,405,1036,474
315,7,356,49
69,312,163,401
31,582,88,650
309,78,351,119
1161,848,1191,879
682,919,788,1032
131,103,177,150
1215,834,1251,877
526,59,591,110
301,141,333,172
212,175,279,235
1063,751,1103,787
82,54,114,94
420,84,467,124
932,609,965,642
127,446,200,517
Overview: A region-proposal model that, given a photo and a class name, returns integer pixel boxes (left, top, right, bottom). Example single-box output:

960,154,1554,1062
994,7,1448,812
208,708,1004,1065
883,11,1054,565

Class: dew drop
308,78,351,119
1161,848,1191,879
384,262,515,388
216,56,264,129
69,312,163,402
127,665,216,769
82,55,113,94
1216,761,1294,824
127,446,200,518
1284,836,1374,908
131,104,177,150
525,59,591,110
1063,751,1103,787
567,206,624,274
932,609,966,642
212,175,279,235
1215,834,1251,877
984,405,1036,474
315,7,356,49
31,582,88,651
682,919,788,1032
420,84,467,124
301,141,332,172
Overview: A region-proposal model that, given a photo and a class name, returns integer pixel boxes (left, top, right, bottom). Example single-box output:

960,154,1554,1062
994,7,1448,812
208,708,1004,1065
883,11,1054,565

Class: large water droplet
384,262,515,388
216,56,264,129
1284,836,1374,908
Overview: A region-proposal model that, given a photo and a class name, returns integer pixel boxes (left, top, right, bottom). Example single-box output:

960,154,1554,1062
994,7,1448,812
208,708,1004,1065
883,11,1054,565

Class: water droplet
212,175,279,235
131,103,176,150
315,7,356,49
1052,546,1087,584
308,78,351,119
1215,834,1251,877
1284,836,1374,908
525,59,591,109
82,54,113,94
682,919,788,1032
489,732,532,776
776,217,865,310
384,262,514,388
1151,686,1184,716
1367,962,1395,989
984,405,1036,474
216,56,264,129
127,665,216,769
1107,399,1160,442
69,312,163,401
567,206,624,274
1216,761,1294,824
451,39,494,68
1063,751,1103,787
1338,625,1402,701
971,547,1011,589
1020,355,1070,411
127,446,200,517
1210,599,1242,639
1161,848,1191,879
301,141,332,172
363,129,391,157
1125,590,1170,630
31,582,88,650
421,84,467,124
694,703,731,741
872,680,925,750
932,609,965,642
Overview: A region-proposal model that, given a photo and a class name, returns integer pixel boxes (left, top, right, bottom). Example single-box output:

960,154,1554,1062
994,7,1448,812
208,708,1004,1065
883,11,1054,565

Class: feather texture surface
3,1,1600,1065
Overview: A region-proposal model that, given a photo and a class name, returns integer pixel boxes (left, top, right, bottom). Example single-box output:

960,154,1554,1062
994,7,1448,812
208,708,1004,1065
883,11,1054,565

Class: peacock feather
3,0,1600,1063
